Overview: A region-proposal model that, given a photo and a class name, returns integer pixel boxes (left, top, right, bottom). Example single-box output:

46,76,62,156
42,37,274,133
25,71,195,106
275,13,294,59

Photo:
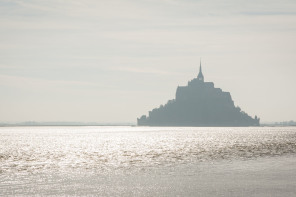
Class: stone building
137,61,260,127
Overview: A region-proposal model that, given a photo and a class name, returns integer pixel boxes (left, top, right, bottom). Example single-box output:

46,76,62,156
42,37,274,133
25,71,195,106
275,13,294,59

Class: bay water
0,126,296,196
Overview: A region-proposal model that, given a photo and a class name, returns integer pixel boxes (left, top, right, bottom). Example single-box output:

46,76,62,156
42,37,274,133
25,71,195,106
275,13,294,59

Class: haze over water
1,126,296,196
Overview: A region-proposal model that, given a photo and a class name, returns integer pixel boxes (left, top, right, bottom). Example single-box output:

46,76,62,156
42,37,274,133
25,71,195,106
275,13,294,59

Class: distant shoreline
0,124,295,127
0,125,136,127
0,122,135,127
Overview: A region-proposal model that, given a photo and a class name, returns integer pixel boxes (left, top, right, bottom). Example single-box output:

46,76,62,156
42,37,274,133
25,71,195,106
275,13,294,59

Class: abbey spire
197,59,204,82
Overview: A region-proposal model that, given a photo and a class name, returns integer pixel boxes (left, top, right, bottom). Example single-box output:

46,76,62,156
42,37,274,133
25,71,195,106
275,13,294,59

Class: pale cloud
111,66,179,75
0,74,104,89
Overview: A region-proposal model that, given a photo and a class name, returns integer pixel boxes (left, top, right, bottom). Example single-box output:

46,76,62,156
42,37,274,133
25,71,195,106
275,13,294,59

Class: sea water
0,126,296,196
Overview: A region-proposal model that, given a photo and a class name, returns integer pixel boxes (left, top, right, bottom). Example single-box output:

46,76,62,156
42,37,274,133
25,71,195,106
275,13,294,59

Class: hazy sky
1,0,296,123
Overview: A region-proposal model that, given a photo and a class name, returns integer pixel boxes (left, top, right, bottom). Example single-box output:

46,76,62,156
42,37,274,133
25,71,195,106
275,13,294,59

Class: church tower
197,59,204,82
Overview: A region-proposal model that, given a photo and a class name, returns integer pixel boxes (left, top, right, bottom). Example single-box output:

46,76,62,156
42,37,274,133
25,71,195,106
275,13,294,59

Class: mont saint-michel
138,62,260,127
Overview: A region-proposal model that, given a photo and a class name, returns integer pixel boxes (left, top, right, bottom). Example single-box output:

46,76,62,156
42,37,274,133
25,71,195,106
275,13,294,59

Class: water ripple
0,126,296,175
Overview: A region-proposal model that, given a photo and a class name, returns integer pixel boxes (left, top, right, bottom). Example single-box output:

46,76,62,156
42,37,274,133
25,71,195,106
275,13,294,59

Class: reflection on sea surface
0,126,296,196
1,126,295,174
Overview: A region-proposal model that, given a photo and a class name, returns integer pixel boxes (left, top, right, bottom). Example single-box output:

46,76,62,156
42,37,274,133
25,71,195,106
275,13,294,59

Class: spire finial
197,58,204,82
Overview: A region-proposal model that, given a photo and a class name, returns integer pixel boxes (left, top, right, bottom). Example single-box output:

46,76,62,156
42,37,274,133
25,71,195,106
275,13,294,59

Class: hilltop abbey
137,61,260,127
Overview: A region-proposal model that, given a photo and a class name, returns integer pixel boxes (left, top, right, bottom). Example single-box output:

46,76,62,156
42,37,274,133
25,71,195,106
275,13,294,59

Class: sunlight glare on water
0,126,296,196
0,126,296,174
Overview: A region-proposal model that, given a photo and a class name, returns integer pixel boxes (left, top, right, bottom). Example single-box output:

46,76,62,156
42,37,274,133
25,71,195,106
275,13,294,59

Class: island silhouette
138,61,260,127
